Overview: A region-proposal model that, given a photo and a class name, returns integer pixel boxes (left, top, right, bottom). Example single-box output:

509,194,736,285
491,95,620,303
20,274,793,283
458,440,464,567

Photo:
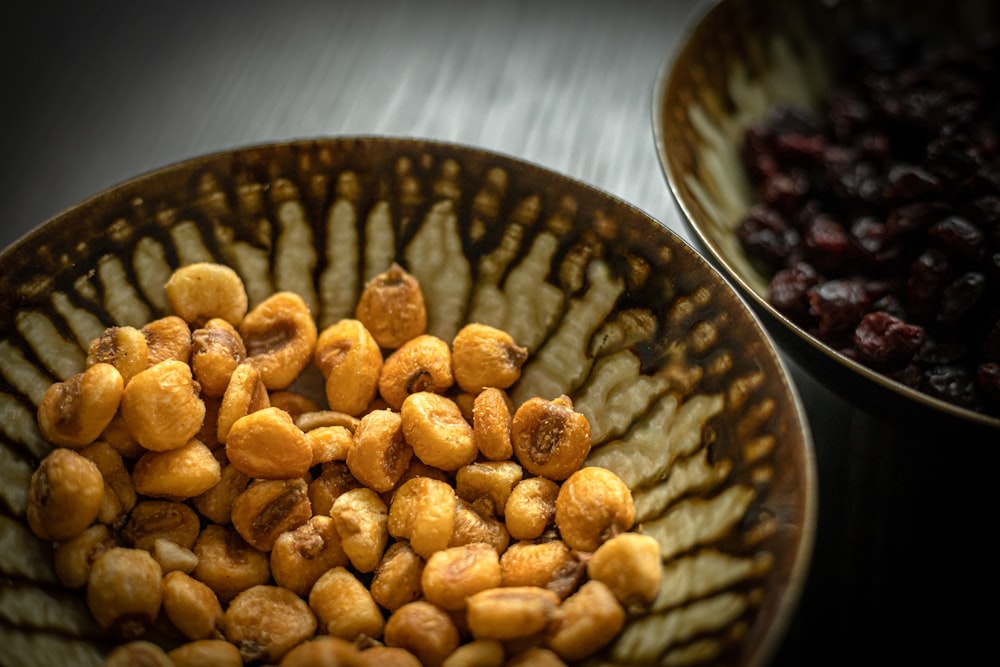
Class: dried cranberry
803,214,851,272
885,163,942,200
923,365,979,409
854,311,926,369
808,279,871,338
937,271,986,322
906,248,950,322
769,262,822,321
885,200,950,239
928,215,985,261
760,172,810,216
736,205,801,270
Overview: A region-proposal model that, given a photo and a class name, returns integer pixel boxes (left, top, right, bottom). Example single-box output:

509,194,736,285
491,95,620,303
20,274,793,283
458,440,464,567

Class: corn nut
37,362,124,448
472,387,513,461
192,524,271,604
121,359,205,452
401,391,477,471
330,487,389,573
53,524,116,589
131,438,221,499
121,499,201,551
217,362,270,443
86,325,149,385
142,315,192,366
422,543,502,611
230,477,313,551
355,263,427,350
270,515,348,597
239,291,317,390
554,466,635,552
347,409,412,493
190,318,247,397
27,448,104,542
370,541,425,612
224,584,317,664
378,334,453,410
504,477,560,542
587,532,662,608
510,395,591,480
168,640,244,667
86,546,163,638
547,580,625,661
384,600,460,667
161,570,224,641
316,318,383,415
387,476,456,559
308,566,385,641
465,586,560,641
451,323,528,394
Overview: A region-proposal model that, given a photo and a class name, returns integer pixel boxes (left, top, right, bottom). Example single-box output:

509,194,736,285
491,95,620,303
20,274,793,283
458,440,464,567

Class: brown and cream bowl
0,137,815,667
655,0,1000,433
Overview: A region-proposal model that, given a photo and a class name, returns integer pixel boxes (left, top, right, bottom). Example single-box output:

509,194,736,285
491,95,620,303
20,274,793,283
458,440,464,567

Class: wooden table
4,2,998,664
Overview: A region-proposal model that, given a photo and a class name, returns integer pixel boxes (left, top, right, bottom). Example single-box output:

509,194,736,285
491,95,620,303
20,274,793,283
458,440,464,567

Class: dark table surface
3,1,999,665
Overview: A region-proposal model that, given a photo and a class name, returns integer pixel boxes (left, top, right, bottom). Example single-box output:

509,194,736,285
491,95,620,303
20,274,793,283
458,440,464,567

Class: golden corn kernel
105,641,173,667
451,323,527,394
79,441,136,527
316,318,383,416
554,466,635,552
268,390,320,418
440,639,505,667
225,406,312,480
305,425,353,466
510,395,591,481
165,262,249,327
370,541,425,612
121,500,201,551
27,448,105,542
378,334,453,410
448,499,510,555
465,586,560,641
270,515,349,597
504,477,560,542
191,460,251,525
161,570,224,641
132,438,222,499
192,524,271,605
331,487,389,573
86,325,149,385
505,647,567,667
121,359,205,452
358,646,422,667
53,524,116,589
239,291,318,390
347,409,413,493
308,566,385,641
401,392,477,471
168,640,243,667
217,362,270,443
455,461,522,518
547,580,625,661
472,388,513,461
355,263,427,350
278,637,362,667
142,315,192,366
308,461,363,516
37,363,124,449
384,601,460,667
190,318,247,398
499,540,585,599
224,584,317,664
230,478,313,551
387,476,456,559
586,532,662,609
422,543,502,611
86,547,163,639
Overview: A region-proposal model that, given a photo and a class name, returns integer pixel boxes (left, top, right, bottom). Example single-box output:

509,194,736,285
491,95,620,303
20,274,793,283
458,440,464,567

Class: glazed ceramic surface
0,138,814,667
654,0,1000,432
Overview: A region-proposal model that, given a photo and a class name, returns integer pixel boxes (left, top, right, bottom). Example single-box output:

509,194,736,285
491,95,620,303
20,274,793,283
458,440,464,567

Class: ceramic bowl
654,0,1000,433
0,137,815,666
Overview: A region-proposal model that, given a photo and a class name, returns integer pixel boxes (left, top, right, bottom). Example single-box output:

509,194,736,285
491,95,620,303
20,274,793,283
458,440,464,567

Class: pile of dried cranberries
737,24,1000,416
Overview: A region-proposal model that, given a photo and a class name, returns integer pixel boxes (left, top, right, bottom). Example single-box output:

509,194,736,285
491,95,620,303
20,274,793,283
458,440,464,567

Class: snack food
26,262,661,665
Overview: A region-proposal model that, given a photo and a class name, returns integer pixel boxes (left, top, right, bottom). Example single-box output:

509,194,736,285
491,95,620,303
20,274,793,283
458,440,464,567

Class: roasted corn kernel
347,409,413,493
86,547,163,638
465,586,560,641
190,318,247,398
306,425,353,466
230,477,312,551
224,584,317,664
191,460,251,525
451,323,527,394
165,262,249,327
546,580,625,661
448,499,510,554
131,438,222,499
308,566,385,641
498,540,584,599
370,541,425,612
239,291,318,390
355,263,427,350
554,466,635,552
225,406,312,480
378,334,453,410
387,476,456,559
440,639,505,667
27,448,105,542
121,359,205,452
316,318,383,415
471,387,513,461
401,392,477,471
586,532,662,609
86,325,149,385
53,524,116,589
121,499,201,551
359,646,422,667
383,601,460,667
278,637,362,667
162,570,224,641
503,477,559,542
422,543,502,611
308,461,363,516
104,641,173,667
217,362,270,443
330,487,389,573
142,315,192,366
270,515,349,597
192,524,271,604
37,363,124,449
168,639,244,667
79,441,136,527
510,396,591,481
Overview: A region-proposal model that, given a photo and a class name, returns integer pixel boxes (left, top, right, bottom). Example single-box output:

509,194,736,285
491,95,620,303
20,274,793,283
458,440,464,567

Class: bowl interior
0,137,815,666
654,0,1000,432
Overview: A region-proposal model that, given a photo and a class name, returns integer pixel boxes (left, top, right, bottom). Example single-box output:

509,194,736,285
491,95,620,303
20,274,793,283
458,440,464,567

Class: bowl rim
1,134,819,667
651,0,1000,432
